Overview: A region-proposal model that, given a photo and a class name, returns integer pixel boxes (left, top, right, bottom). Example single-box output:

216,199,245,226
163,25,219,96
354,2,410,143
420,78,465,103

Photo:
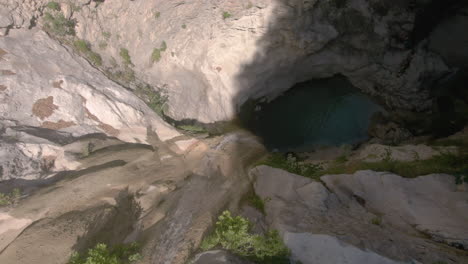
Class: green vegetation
160,41,167,52
73,39,102,66
181,24,187,29
102,31,111,39
257,153,323,180
43,12,76,36
320,151,468,180
0,188,21,206
258,144,468,183
46,1,61,11
119,48,132,66
69,242,141,264
201,211,289,263
151,48,161,63
110,68,136,84
247,193,266,214
73,39,89,53
222,11,232,20
150,41,168,64
177,125,206,134
154,11,160,19
371,217,382,226
135,85,168,116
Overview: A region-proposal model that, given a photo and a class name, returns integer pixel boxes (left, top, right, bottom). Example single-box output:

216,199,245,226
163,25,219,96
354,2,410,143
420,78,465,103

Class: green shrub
181,24,187,29
257,153,323,180
46,1,61,11
247,194,266,214
371,217,381,226
69,242,141,264
73,39,102,66
151,48,161,63
151,41,167,64
223,11,232,19
110,68,136,84
0,188,21,206
73,39,90,53
43,12,75,36
201,211,289,263
119,48,132,66
154,11,160,19
135,85,168,116
102,31,112,39
87,52,102,66
160,41,167,52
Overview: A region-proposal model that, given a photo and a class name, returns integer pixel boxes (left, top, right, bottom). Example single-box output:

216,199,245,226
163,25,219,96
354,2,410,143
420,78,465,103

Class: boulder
251,165,468,263
191,250,253,264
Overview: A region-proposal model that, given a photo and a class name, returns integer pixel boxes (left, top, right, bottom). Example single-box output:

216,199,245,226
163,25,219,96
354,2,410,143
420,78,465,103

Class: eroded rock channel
1,0,468,264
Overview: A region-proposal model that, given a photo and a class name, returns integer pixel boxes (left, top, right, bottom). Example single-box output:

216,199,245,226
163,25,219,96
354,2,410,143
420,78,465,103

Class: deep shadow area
240,75,382,152
232,0,468,151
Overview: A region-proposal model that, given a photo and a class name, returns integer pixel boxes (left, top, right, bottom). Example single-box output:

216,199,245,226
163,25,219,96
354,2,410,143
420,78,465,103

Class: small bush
201,211,289,263
150,41,167,64
73,39,90,53
46,1,61,11
102,31,112,39
43,12,75,36
88,52,102,66
154,11,160,19
247,194,266,214
73,39,102,66
119,48,132,66
68,242,141,264
371,217,382,226
223,11,232,19
151,48,161,63
0,188,21,206
135,85,168,116
181,24,187,29
160,41,167,52
257,153,323,180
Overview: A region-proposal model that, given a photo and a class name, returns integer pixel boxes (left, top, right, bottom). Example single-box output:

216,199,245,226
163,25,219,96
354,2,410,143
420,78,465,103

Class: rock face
0,29,181,180
251,166,468,264
191,250,253,264
284,233,404,264
6,0,448,123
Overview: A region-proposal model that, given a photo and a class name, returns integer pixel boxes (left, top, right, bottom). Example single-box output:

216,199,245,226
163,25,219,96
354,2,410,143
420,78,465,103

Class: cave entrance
240,75,382,152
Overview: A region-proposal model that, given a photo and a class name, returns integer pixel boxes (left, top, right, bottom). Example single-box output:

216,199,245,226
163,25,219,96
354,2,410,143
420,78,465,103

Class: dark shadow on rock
231,0,468,149
0,160,126,195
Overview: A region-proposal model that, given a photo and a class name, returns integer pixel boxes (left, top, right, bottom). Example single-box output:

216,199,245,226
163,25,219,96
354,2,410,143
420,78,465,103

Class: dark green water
241,76,382,152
